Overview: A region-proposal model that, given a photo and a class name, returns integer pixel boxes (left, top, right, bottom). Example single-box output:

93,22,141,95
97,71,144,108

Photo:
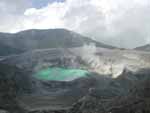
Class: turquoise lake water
34,67,89,81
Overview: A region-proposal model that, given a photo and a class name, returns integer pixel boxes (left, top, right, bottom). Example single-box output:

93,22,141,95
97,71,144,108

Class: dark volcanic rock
65,69,150,113
0,63,32,113
0,109,9,113
1,61,150,113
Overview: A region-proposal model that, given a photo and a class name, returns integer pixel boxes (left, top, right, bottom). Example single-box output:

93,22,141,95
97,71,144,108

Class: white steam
78,43,125,77
77,44,150,78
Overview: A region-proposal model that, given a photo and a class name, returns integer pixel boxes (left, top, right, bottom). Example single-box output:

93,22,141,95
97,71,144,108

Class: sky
31,0,65,8
0,0,150,48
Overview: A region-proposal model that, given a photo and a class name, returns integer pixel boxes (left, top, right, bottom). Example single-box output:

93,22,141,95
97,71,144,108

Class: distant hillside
0,42,24,56
0,29,115,56
135,44,150,51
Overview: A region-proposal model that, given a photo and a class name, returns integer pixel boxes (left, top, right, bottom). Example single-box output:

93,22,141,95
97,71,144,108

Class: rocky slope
0,29,115,56
63,68,150,113
0,62,112,113
135,44,150,51
2,47,150,78
0,63,31,113
1,62,150,113
1,39,150,113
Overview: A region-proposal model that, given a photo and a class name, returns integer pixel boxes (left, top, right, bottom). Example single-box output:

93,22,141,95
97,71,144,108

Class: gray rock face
67,69,150,113
135,44,150,51
0,29,115,56
1,61,150,113
0,63,31,113
0,60,98,110
0,29,150,113
0,62,111,113
2,47,150,78
0,110,9,113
